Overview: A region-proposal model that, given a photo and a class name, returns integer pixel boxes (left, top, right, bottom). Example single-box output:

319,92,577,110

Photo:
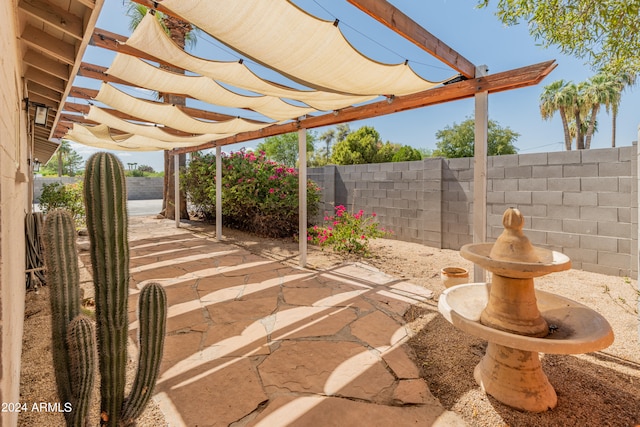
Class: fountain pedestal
438,208,614,412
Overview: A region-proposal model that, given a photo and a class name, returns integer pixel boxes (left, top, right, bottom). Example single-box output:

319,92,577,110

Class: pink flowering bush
182,149,320,237
307,205,390,256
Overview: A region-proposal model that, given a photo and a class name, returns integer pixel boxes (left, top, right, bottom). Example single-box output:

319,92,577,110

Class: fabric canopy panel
85,106,231,143
125,14,380,110
107,54,317,121
65,124,196,151
94,83,277,135
161,0,443,96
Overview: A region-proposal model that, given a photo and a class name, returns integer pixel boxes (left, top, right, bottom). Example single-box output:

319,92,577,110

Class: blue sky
70,0,639,171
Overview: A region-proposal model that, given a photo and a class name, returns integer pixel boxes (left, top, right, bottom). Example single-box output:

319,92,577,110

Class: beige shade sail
107,54,318,121
65,123,188,151
85,106,231,143
94,83,278,135
160,0,442,96
124,13,381,110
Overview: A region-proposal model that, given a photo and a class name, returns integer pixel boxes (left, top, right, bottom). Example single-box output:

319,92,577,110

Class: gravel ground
19,221,640,426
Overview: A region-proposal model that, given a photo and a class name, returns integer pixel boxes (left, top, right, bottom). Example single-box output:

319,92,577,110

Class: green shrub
307,205,390,256
39,181,85,227
182,149,321,238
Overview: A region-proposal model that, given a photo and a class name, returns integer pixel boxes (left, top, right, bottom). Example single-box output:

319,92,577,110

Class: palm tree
609,70,637,147
127,4,196,220
319,128,335,161
540,80,575,150
582,73,618,149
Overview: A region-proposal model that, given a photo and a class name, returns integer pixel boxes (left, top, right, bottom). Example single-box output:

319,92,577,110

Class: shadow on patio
116,216,465,426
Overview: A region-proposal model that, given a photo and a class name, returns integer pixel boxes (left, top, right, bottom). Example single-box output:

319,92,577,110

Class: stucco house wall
0,3,30,425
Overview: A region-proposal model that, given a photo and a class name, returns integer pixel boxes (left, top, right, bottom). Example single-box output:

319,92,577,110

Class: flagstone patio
95,217,467,426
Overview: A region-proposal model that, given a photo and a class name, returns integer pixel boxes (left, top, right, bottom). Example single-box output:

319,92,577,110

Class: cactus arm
120,282,167,424
67,316,96,427
43,209,81,414
84,152,129,427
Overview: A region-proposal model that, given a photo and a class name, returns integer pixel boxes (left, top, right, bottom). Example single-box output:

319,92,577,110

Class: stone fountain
438,208,614,412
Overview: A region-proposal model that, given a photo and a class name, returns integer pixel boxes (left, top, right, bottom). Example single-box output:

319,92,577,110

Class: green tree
42,140,84,176
433,119,519,158
318,124,351,164
541,74,622,150
609,71,637,147
257,131,316,167
540,80,575,150
331,126,380,165
478,0,640,74
417,147,434,158
582,73,619,149
392,145,423,162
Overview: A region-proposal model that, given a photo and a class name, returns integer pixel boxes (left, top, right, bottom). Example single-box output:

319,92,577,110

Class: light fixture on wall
34,105,49,126
28,158,41,173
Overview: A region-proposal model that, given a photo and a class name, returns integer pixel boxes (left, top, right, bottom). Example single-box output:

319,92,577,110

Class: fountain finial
489,208,540,263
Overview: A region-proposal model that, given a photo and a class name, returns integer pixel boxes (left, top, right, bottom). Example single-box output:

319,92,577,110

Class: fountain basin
438,283,614,354
460,243,571,278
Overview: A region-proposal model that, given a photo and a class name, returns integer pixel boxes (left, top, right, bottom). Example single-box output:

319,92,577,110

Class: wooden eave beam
173,60,556,154
28,81,62,103
48,0,105,142
18,0,84,41
23,49,70,81
347,0,476,79
74,0,95,9
21,24,76,65
28,93,59,109
24,67,65,93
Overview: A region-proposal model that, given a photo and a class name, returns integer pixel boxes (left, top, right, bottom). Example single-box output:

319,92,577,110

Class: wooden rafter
19,0,84,41
173,60,556,154
23,49,70,81
24,67,66,93
21,25,76,65
347,0,476,79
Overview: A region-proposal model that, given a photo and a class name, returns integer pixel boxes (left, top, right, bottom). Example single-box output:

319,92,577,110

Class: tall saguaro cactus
84,152,131,425
44,209,95,427
44,152,167,427
84,152,167,426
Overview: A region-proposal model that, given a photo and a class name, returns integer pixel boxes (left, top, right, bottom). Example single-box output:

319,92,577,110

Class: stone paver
121,217,466,426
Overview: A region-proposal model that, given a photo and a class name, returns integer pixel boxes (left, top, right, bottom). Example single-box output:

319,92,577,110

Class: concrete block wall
34,176,164,201
486,147,637,277
309,158,443,246
309,146,637,278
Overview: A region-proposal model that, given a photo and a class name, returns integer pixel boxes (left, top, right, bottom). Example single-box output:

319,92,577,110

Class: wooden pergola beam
347,0,476,78
173,60,556,154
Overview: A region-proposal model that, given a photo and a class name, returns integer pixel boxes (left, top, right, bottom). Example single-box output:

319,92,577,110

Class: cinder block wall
34,177,164,201
309,158,442,246
310,146,638,278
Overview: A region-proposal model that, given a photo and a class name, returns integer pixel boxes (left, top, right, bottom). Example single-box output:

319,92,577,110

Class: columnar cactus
84,152,131,425
43,152,167,427
43,209,92,426
120,282,167,424
84,152,167,427
67,316,97,427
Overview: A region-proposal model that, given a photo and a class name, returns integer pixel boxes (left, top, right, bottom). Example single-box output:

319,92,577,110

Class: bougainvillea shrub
182,150,320,238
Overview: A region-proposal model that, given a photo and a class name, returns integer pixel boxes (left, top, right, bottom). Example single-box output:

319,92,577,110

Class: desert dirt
20,219,640,427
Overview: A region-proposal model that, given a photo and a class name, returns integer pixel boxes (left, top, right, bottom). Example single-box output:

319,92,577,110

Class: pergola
54,0,556,278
